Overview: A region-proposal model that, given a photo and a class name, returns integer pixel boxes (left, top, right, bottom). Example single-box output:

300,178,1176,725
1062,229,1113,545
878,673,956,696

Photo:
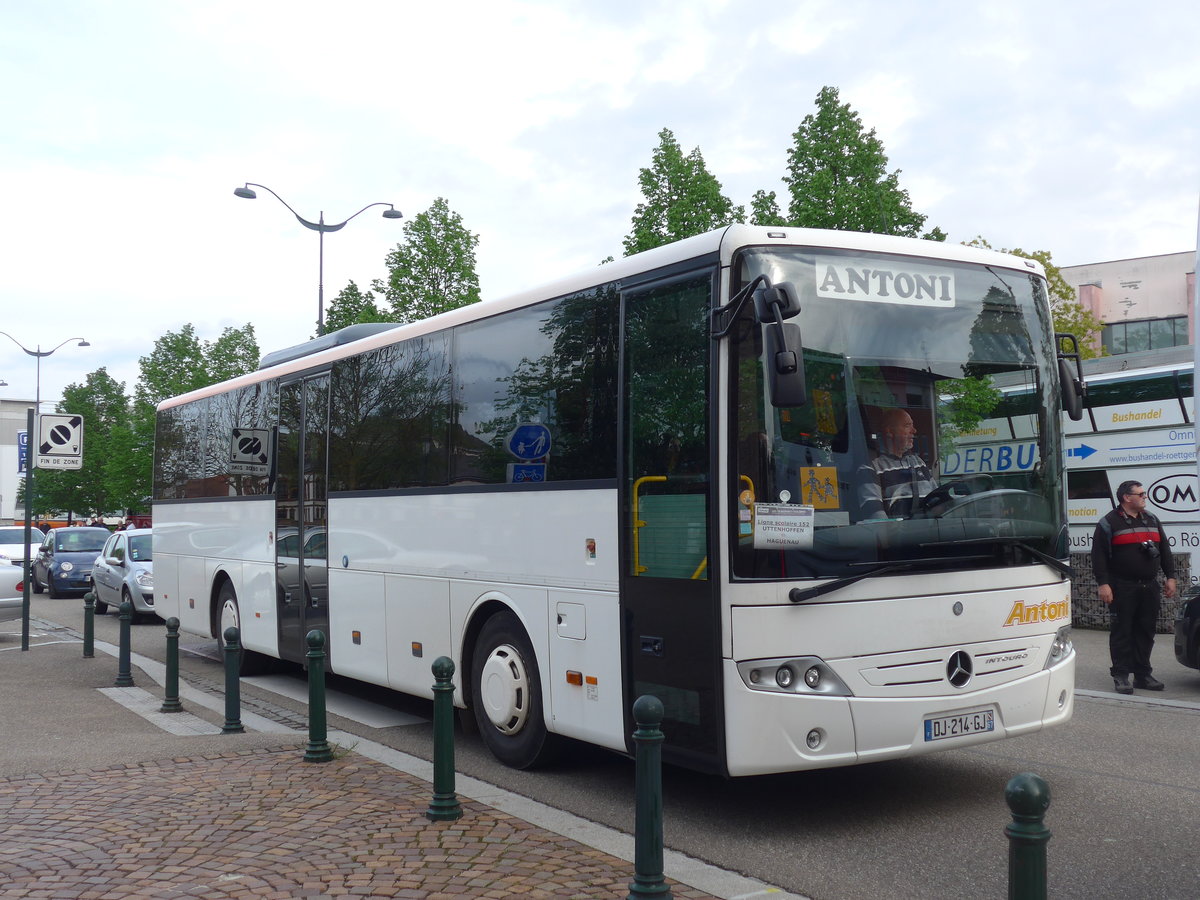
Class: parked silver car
91,528,155,618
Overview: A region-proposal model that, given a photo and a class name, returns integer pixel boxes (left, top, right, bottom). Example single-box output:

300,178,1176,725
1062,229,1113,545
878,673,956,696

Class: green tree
34,368,128,518
967,238,1105,358
373,197,481,324
749,189,787,227
323,280,390,333
623,128,745,256
781,86,931,238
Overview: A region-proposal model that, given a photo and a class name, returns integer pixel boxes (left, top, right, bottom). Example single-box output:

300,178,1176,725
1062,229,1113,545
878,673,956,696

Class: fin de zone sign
36,414,84,469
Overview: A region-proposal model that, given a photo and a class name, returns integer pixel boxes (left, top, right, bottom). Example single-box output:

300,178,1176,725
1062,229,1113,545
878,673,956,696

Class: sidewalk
0,618,799,900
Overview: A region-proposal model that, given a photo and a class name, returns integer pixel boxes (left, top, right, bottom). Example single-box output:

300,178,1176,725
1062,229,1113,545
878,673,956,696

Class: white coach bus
153,225,1077,776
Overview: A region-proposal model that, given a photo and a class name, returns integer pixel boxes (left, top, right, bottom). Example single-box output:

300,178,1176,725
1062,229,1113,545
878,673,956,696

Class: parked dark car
1173,585,1200,670
32,527,111,598
91,528,154,618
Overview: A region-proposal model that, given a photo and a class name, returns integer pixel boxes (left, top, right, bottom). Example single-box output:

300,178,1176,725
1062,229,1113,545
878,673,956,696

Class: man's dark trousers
1109,578,1160,678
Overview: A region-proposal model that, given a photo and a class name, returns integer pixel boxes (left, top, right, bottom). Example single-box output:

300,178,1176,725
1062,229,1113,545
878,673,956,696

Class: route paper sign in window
753,503,814,550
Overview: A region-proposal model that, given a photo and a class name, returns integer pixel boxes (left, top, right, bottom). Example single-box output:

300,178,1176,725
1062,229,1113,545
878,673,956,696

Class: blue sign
17,430,29,473
507,423,552,461
508,463,546,484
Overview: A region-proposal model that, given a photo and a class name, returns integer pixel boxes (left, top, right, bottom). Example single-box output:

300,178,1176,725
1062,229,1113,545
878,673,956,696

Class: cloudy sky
2,0,1197,407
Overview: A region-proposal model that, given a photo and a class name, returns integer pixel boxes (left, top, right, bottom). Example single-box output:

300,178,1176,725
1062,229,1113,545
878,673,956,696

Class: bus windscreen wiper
930,536,1073,578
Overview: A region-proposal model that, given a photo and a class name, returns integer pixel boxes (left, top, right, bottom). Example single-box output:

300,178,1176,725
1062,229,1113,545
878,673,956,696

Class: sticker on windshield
753,504,814,550
815,254,955,307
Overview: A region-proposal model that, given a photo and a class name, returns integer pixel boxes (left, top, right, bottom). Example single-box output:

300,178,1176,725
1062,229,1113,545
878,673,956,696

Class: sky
2,0,1198,408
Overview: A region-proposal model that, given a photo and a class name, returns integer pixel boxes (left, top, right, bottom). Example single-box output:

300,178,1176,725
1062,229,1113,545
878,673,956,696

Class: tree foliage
623,128,744,256
323,280,389,333
373,197,481,324
33,368,128,519
782,86,930,237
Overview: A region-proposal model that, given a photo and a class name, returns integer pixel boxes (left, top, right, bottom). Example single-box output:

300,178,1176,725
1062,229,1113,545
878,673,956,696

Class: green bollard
221,626,245,734
1005,772,1051,900
161,617,183,713
82,591,95,659
114,600,135,687
627,694,671,900
425,656,463,822
304,629,333,762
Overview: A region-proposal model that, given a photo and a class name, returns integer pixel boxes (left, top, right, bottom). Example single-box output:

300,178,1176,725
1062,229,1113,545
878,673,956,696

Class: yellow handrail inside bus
631,475,667,575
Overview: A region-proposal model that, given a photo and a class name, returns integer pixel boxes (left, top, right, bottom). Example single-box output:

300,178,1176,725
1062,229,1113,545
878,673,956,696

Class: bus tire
471,611,560,769
215,581,272,676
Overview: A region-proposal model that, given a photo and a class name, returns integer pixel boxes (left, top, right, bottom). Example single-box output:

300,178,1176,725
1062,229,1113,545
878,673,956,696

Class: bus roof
158,224,1047,413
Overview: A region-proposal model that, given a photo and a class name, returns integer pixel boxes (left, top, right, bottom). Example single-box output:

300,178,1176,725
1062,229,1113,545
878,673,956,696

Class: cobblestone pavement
0,745,719,899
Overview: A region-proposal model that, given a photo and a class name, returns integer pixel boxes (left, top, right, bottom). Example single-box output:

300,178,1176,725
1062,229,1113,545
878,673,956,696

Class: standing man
1092,480,1176,694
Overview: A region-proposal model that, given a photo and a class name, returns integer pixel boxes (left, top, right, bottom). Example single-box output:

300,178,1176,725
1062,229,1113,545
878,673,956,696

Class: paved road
15,593,1200,899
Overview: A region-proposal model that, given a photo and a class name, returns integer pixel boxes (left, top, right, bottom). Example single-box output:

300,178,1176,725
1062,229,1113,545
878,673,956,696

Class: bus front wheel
471,611,560,769
215,581,271,676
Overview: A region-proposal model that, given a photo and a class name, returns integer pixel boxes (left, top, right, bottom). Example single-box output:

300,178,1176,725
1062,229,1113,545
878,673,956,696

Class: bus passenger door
276,374,330,665
620,271,723,772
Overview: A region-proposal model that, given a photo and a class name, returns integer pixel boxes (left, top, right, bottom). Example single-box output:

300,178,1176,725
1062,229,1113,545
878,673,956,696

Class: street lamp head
234,186,257,200
381,207,403,220
77,340,90,348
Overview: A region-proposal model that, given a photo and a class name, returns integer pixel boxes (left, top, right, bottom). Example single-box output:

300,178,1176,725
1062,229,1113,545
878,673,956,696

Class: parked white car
0,525,41,573
91,528,155,619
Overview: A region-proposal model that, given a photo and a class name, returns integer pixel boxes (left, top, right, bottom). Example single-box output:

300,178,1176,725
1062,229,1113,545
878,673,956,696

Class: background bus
1062,345,1194,630
154,224,1076,776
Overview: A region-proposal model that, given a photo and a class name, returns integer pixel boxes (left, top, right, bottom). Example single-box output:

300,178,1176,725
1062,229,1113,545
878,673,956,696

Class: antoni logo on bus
814,254,956,308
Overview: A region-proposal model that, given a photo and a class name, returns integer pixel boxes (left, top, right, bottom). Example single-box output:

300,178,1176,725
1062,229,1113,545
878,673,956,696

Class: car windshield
729,246,1066,580
0,528,30,546
128,535,152,562
54,531,109,553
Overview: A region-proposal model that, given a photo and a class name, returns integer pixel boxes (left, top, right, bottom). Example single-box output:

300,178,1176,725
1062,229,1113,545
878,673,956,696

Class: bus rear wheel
471,611,560,769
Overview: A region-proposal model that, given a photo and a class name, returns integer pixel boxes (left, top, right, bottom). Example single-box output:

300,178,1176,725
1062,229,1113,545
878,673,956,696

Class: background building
0,398,37,525
1062,251,1195,356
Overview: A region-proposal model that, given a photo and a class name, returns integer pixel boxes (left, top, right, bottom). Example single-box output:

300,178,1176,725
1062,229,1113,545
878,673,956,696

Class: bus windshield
730,246,1066,580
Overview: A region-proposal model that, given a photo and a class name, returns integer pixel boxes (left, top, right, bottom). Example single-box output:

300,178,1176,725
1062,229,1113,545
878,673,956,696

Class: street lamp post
233,183,402,336
0,332,89,651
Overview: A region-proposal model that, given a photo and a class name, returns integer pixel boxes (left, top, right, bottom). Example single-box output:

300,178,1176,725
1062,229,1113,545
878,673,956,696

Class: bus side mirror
753,282,801,322
765,321,807,407
1055,332,1085,421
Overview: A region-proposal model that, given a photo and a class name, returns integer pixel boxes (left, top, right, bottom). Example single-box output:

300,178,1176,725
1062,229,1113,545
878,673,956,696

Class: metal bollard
114,600,135,686
221,626,245,734
160,617,183,713
425,656,463,821
627,694,671,900
1005,772,1051,900
304,629,333,762
82,591,95,659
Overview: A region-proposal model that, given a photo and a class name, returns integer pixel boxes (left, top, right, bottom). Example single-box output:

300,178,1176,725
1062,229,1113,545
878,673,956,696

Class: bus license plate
923,708,994,742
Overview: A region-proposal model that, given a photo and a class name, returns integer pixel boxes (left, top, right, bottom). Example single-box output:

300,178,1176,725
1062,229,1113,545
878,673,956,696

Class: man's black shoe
1135,675,1165,691
1113,675,1133,695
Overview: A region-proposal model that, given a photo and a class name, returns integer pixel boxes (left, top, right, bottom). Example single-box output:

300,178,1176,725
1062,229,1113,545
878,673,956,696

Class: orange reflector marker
566,670,583,686
352,631,362,645
585,675,598,685
411,642,423,658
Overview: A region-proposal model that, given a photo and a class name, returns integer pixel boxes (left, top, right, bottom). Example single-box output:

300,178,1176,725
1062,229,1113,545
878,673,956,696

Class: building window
1101,316,1188,355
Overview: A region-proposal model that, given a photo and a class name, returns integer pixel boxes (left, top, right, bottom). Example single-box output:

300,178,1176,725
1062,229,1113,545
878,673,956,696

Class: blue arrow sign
1067,444,1097,459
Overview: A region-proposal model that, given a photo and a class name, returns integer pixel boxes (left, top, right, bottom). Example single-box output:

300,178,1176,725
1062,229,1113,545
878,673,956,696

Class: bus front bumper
721,652,1075,777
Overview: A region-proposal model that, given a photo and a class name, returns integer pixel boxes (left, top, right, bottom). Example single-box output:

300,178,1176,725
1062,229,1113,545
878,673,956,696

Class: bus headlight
737,657,852,696
1044,625,1073,668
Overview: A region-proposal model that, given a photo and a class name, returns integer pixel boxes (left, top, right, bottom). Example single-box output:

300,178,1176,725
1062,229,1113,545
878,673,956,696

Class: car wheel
215,581,272,675
48,574,62,600
471,611,560,769
93,590,109,615
32,569,44,594
121,588,140,623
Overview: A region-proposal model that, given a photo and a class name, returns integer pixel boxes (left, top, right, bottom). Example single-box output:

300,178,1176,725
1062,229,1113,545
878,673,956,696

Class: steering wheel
920,474,995,510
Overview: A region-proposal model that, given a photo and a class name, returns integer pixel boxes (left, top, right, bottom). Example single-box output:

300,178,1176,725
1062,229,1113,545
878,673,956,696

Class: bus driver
857,407,938,519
